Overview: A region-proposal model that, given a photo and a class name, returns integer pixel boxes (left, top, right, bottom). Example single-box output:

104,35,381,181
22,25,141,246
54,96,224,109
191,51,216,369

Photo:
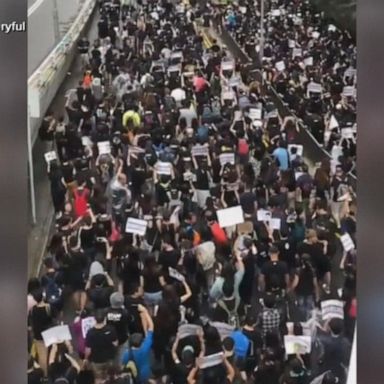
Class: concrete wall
28,0,83,75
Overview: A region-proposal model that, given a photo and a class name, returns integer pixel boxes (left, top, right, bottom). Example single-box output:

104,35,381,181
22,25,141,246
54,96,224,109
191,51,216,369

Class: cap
110,292,124,309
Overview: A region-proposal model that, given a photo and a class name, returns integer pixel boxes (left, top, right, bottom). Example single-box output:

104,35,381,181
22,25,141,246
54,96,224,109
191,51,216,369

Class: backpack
74,189,88,218
44,273,62,308
238,138,249,156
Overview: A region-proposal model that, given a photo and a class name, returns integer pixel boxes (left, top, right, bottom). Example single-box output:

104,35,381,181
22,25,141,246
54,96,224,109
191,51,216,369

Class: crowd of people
28,0,356,383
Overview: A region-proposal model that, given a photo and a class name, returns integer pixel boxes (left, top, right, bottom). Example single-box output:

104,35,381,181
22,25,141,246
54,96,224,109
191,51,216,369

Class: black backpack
44,273,62,308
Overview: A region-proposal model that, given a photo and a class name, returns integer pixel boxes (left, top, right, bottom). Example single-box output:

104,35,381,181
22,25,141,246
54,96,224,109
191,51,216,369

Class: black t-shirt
158,249,180,271
276,239,296,269
30,305,53,341
88,286,115,309
172,362,194,384
261,260,288,292
240,192,257,215
297,241,331,279
106,307,129,345
195,169,210,190
295,263,316,296
85,325,117,363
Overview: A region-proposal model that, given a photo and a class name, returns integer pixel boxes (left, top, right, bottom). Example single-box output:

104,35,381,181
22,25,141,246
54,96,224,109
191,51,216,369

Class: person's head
162,284,179,303
306,229,318,243
117,173,127,185
43,257,54,270
130,332,144,348
204,326,221,348
222,279,234,299
269,245,279,260
328,318,344,336
335,165,344,178
32,288,44,304
264,292,276,309
222,337,234,357
181,346,195,367
110,292,125,309
244,313,257,328
95,309,106,325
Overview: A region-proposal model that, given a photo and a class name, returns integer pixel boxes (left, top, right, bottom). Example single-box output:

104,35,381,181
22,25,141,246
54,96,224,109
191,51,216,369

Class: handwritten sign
42,325,72,347
219,153,235,166
340,233,355,252
178,324,203,339
155,161,172,175
97,141,111,155
81,317,96,339
192,145,209,157
321,300,344,321
44,151,57,163
211,322,235,339
125,218,147,236
217,206,244,228
198,352,224,369
284,335,312,355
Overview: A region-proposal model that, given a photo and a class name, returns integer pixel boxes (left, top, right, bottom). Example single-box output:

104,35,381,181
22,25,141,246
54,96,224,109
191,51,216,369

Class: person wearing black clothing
259,245,290,295
28,357,44,384
106,292,130,363
125,283,146,336
85,310,118,381
86,272,115,310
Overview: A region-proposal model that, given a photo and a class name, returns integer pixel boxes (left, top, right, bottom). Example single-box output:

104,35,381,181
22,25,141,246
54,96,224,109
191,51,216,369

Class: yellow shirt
122,110,141,128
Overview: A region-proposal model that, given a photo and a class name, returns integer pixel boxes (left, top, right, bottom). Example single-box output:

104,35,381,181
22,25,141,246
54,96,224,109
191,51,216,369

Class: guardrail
215,21,357,191
28,0,96,145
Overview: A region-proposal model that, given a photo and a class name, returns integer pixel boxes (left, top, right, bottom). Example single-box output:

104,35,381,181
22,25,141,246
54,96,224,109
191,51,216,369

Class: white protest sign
304,57,314,67
340,233,355,252
267,110,278,119
257,209,272,222
307,82,322,94
284,335,312,355
286,322,311,337
178,324,203,339
275,61,286,72
328,24,337,32
81,317,96,339
329,115,339,129
97,141,111,155
169,267,185,282
344,68,357,79
219,153,235,166
44,151,57,163
125,218,148,236
341,127,354,139
288,39,296,48
269,218,281,231
155,161,172,175
288,144,304,157
192,145,209,157
342,86,356,98
312,31,320,39
82,136,93,148
211,322,235,339
183,171,197,182
271,9,281,17
249,108,262,121
321,300,344,320
198,352,224,369
292,48,302,58
229,76,242,88
217,206,244,228
42,325,72,347
239,6,247,14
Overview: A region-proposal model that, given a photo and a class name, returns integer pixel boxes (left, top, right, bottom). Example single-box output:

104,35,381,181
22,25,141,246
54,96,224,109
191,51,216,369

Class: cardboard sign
125,218,147,236
217,206,244,228
42,325,72,347
307,82,322,93
97,141,111,155
288,144,304,157
284,335,312,355
237,221,254,234
292,48,302,58
269,218,281,231
169,267,185,282
81,317,96,339
211,322,235,339
341,127,354,139
303,57,314,67
249,108,262,121
219,153,235,166
340,233,355,252
198,352,224,369
44,151,57,163
156,161,172,175
257,209,272,222
192,145,209,157
321,300,344,320
178,324,203,339
342,86,356,98
275,61,286,72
